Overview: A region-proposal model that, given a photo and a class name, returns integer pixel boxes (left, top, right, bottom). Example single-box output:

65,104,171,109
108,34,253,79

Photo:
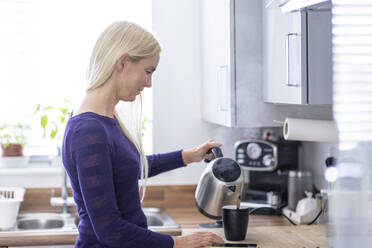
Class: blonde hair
86,21,161,202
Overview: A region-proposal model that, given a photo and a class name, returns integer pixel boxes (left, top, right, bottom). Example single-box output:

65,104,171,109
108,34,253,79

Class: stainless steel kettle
195,147,244,221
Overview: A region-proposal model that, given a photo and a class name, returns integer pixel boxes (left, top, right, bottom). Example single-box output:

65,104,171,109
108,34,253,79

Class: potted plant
0,123,30,157
33,99,72,154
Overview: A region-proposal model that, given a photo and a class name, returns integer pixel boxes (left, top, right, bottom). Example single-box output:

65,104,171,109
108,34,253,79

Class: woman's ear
116,53,129,72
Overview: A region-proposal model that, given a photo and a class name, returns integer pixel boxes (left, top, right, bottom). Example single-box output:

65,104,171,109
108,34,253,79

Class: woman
62,21,224,248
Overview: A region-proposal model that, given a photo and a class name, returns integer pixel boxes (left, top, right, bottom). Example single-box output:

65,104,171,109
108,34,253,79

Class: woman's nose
145,76,152,88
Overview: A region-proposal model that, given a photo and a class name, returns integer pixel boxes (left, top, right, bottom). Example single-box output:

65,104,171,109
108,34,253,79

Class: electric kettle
195,147,244,222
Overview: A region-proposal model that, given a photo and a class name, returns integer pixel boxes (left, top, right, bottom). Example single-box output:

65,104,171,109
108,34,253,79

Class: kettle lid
212,158,241,182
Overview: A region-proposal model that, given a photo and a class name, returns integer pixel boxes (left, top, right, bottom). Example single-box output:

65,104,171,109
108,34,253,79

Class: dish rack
0,187,25,230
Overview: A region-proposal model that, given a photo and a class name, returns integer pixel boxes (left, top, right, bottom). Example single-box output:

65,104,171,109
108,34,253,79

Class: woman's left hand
181,139,223,164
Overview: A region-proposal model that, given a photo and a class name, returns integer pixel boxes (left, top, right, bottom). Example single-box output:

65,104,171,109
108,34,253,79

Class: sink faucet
50,168,75,215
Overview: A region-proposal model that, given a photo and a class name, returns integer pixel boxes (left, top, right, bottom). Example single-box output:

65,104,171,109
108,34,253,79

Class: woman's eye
145,70,152,75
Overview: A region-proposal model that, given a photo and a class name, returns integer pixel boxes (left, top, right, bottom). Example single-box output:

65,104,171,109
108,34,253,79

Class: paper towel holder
282,118,338,142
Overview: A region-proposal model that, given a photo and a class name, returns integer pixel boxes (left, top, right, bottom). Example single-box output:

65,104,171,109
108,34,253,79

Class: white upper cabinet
200,0,333,128
263,1,332,105
280,0,331,13
307,10,333,104
200,0,234,127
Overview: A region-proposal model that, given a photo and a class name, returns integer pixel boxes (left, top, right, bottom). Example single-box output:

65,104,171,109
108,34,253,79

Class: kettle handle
204,147,224,163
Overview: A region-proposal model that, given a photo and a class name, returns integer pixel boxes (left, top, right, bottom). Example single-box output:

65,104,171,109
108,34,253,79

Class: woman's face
116,54,160,102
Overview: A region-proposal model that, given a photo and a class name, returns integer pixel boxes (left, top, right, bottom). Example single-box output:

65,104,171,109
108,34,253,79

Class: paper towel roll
283,118,338,142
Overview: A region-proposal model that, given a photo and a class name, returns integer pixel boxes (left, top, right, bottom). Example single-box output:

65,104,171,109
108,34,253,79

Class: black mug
222,205,249,241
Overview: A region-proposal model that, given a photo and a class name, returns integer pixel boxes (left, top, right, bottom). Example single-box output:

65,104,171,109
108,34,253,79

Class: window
0,0,153,156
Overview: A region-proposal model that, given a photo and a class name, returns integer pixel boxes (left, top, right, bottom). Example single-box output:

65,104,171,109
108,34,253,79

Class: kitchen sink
16,213,77,230
18,216,64,229
143,208,179,228
15,208,178,231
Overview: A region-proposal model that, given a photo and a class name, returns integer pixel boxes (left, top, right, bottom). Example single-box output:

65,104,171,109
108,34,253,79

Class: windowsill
0,165,64,188
0,155,62,176
0,166,62,176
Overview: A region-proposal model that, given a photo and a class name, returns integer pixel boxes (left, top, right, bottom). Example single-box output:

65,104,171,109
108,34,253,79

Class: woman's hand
181,139,223,164
173,232,224,248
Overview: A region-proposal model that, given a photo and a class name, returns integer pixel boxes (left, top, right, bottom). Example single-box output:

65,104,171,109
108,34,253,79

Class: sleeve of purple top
146,150,187,177
71,120,174,248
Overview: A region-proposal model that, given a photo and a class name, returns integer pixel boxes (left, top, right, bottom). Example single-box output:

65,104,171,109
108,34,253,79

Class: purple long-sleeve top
61,112,186,248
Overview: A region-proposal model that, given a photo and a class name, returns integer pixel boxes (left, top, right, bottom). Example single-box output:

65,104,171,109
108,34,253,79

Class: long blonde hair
86,21,161,202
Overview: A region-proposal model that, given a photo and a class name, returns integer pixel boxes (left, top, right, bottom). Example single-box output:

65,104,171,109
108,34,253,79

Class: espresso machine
235,138,300,214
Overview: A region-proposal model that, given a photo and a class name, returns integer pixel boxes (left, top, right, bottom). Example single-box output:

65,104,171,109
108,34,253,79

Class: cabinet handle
285,33,300,87
218,65,229,111
265,0,289,8
265,0,276,8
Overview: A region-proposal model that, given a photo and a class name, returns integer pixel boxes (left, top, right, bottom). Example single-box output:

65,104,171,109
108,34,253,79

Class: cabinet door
307,10,332,105
200,0,234,127
263,3,307,104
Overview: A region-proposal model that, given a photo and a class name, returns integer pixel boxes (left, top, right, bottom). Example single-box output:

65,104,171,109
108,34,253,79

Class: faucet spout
50,162,75,215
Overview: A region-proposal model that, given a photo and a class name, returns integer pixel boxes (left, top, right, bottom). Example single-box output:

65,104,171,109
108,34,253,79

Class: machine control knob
246,143,262,160
262,154,274,167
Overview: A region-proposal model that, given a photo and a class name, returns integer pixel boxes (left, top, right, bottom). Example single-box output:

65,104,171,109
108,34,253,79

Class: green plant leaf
60,115,65,124
142,117,151,131
41,115,48,128
50,129,57,139
33,104,41,114
60,107,68,115
50,122,58,139
33,100,73,142
43,106,53,111
63,98,71,104
41,115,48,138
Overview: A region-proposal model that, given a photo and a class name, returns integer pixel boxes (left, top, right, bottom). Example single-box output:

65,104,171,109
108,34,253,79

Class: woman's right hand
173,232,224,248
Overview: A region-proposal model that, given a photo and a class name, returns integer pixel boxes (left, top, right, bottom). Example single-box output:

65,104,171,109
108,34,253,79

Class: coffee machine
234,138,300,214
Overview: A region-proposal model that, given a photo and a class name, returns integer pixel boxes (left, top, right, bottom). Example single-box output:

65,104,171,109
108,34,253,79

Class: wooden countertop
0,228,182,247
166,208,292,228
0,208,328,247
183,225,328,248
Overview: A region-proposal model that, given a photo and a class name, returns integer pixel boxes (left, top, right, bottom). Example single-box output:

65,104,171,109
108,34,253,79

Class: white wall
0,0,333,189
149,0,249,185
0,0,256,187
301,141,338,189
149,0,336,189
149,0,271,185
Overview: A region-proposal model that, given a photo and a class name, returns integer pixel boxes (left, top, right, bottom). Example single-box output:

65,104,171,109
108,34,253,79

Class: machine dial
246,143,262,160
263,154,274,167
